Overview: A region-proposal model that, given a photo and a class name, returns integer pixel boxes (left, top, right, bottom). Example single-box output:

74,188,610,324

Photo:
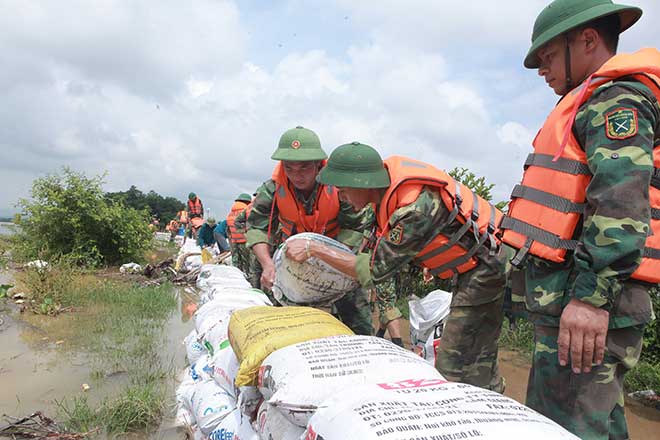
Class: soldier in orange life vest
286,142,508,392
186,192,204,239
226,193,252,273
246,127,372,335
499,0,659,437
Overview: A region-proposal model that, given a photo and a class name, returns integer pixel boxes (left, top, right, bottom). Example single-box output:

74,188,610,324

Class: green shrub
625,361,660,394
14,168,153,266
641,287,660,365
15,256,80,314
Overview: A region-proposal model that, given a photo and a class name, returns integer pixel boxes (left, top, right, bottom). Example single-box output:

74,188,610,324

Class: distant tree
15,168,153,266
106,186,185,225
448,167,508,211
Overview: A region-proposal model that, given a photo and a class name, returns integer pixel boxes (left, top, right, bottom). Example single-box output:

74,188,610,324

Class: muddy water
0,272,195,439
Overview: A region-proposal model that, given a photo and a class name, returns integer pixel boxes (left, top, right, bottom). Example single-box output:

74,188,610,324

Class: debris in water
0,411,95,439
81,383,90,392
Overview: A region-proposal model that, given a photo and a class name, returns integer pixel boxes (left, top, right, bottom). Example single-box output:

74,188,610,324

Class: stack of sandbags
408,289,453,364
175,263,274,439
272,233,359,306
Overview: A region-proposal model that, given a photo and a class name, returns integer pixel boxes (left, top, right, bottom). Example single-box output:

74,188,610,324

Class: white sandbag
207,408,258,440
272,233,359,306
190,354,214,383
211,343,240,398
194,291,271,334
119,262,142,274
237,386,262,419
190,380,237,435
305,379,579,440
259,335,443,426
198,287,272,310
184,329,206,364
197,264,250,290
409,290,452,363
255,402,306,440
176,368,197,414
185,255,203,272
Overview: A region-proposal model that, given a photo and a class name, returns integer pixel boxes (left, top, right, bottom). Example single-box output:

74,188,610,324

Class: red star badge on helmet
291,139,301,149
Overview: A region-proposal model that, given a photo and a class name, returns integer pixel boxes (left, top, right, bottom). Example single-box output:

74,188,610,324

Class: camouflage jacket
234,208,247,235
524,80,659,328
245,179,365,248
355,187,506,306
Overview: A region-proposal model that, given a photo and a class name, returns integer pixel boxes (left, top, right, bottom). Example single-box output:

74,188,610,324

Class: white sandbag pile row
174,244,579,439
176,263,268,440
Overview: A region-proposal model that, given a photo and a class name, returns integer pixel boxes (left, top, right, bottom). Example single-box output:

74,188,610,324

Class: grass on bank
10,258,178,436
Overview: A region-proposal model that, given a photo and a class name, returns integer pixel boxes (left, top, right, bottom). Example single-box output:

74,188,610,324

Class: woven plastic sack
255,402,306,440
228,306,353,386
272,233,359,306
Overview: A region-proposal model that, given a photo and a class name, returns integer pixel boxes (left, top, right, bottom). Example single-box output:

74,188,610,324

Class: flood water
0,269,194,439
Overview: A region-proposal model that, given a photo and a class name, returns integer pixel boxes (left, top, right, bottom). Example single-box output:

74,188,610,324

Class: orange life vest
270,162,340,240
227,200,249,244
187,197,203,217
166,220,179,232
178,210,188,224
501,48,660,283
377,156,503,279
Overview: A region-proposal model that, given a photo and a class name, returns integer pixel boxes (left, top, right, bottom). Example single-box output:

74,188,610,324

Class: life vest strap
429,219,489,277
525,153,591,175
414,216,472,264
500,216,579,251
510,237,533,269
651,167,660,190
652,208,660,220
511,184,586,214
644,247,660,259
488,207,498,256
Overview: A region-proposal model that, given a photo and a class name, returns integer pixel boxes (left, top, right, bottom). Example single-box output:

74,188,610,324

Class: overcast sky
1,0,658,219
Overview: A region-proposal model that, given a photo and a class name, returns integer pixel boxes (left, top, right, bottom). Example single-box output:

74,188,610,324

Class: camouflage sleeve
571,81,659,308
234,209,247,233
245,180,278,248
337,199,369,232
355,188,449,288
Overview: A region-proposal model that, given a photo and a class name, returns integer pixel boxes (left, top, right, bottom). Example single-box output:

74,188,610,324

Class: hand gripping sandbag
259,335,444,426
304,380,580,440
228,306,353,387
272,232,359,306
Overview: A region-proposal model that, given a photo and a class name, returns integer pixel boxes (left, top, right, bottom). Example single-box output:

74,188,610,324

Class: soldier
286,143,507,392
226,193,252,273
246,126,372,334
233,196,263,288
499,0,660,437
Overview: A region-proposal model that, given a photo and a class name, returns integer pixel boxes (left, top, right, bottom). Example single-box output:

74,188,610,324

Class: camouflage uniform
230,210,252,280
522,81,658,438
354,188,507,392
246,179,373,334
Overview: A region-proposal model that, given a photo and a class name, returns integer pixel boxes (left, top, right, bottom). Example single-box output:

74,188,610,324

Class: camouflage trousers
375,278,403,327
230,242,250,275
435,297,505,393
333,287,373,336
526,324,645,440
246,252,263,290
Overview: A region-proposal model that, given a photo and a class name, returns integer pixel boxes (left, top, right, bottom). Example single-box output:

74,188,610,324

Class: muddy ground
1,267,659,438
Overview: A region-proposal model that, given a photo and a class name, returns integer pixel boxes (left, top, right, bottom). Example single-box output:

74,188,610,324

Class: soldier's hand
284,238,313,263
558,298,609,374
260,263,275,291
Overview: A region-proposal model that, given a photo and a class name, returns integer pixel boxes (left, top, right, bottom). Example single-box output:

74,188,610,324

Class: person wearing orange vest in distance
186,192,204,238
166,219,179,242
246,127,372,335
226,193,252,273
285,143,507,392
233,197,263,289
498,1,659,437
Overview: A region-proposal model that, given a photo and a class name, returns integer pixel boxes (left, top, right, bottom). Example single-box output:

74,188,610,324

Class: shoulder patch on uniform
605,108,638,140
387,224,404,245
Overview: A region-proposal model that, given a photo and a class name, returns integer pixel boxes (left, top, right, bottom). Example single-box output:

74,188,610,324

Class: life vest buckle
510,237,533,269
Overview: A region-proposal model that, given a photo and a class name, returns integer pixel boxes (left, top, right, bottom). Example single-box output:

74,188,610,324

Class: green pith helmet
188,192,196,200
318,142,390,189
271,126,327,161
524,0,642,68
235,193,252,203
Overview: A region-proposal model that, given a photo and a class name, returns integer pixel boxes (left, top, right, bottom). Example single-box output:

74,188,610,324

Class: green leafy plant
14,168,153,266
